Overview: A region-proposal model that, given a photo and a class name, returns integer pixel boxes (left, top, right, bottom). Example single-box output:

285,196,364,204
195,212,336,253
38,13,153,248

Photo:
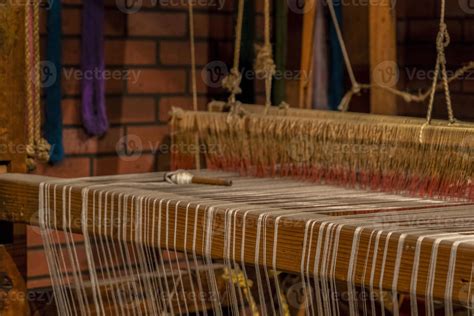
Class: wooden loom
0,0,473,315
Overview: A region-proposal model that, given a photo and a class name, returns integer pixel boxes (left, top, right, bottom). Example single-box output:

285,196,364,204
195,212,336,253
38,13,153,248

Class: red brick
94,154,156,175
28,246,88,277
193,67,211,93
404,0,435,18
62,39,81,65
63,127,123,154
128,12,186,36
107,97,156,123
159,96,207,121
444,0,469,17
39,9,46,34
62,67,126,95
194,13,233,39
407,20,462,43
159,41,208,66
462,78,474,93
62,8,125,36
111,0,160,8
127,69,186,93
61,99,81,125
127,125,169,151
32,157,91,178
105,11,127,36
27,228,84,248
105,40,157,65
27,278,53,289
62,8,81,35
464,20,474,42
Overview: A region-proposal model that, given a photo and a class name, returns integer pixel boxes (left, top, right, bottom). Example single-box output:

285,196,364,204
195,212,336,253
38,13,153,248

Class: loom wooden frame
0,173,473,307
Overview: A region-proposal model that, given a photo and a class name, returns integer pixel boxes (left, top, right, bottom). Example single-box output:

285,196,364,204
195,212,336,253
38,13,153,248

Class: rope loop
36,138,51,164
222,68,243,99
437,22,450,50
254,44,276,80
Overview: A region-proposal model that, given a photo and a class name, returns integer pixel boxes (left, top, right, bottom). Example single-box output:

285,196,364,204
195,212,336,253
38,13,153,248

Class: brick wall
397,0,474,120
27,0,474,290
27,0,269,289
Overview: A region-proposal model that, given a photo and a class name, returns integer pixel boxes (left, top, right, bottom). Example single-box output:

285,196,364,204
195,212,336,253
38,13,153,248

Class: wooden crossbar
0,173,473,307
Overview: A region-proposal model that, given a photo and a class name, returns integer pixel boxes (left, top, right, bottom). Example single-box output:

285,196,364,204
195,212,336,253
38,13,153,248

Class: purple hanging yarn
81,0,108,136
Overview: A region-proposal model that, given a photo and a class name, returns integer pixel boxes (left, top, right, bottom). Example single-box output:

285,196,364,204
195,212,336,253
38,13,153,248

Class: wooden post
298,0,317,108
0,2,28,315
369,0,398,115
272,0,288,105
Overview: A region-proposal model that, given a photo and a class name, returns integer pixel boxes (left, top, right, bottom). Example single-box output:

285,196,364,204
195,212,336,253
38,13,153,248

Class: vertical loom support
0,3,28,316
369,0,398,114
299,0,317,108
273,0,288,105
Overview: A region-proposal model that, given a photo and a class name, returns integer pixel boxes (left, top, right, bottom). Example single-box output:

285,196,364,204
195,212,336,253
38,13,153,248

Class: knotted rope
325,0,468,116
222,0,245,114
420,0,456,143
255,0,276,114
25,0,51,171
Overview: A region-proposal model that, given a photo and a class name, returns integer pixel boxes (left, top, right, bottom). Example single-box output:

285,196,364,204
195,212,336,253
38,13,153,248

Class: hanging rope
425,0,455,125
255,0,275,114
222,0,245,113
325,0,467,116
25,0,51,171
187,0,201,170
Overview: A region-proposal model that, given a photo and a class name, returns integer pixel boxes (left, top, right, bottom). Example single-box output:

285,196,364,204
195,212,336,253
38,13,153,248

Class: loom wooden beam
369,0,398,115
0,173,473,307
0,3,28,316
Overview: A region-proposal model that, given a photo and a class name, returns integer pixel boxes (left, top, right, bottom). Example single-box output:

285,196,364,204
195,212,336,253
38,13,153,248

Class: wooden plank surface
0,173,473,307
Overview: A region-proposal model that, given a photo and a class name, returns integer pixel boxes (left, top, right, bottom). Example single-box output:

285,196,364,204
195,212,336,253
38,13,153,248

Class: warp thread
81,0,108,136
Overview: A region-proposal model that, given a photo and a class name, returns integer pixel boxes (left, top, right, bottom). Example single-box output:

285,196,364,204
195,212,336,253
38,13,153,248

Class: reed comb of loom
170,105,473,201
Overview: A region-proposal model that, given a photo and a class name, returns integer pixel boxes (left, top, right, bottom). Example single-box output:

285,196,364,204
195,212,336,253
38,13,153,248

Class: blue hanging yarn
44,0,64,163
328,0,344,111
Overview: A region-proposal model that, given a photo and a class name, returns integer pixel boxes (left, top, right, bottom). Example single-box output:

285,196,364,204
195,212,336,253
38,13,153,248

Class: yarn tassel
81,0,108,136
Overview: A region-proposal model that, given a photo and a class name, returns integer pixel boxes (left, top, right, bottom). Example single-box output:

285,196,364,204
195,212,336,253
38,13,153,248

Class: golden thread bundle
171,108,473,201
